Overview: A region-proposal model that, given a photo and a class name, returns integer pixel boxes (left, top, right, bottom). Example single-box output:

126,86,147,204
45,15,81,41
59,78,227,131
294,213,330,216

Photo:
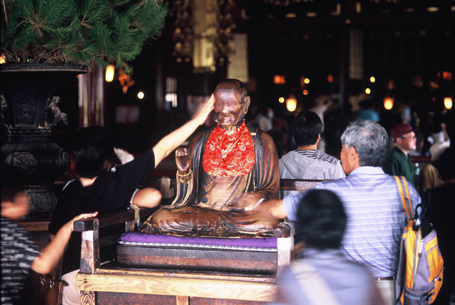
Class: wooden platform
73,178,323,304
77,263,276,304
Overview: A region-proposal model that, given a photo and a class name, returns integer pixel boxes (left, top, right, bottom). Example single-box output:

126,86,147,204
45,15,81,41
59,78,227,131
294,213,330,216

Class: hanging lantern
286,96,297,112
384,97,394,110
444,97,453,109
105,65,115,82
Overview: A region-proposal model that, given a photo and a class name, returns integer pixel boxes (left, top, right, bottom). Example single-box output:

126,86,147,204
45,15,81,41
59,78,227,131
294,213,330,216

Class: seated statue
142,79,280,237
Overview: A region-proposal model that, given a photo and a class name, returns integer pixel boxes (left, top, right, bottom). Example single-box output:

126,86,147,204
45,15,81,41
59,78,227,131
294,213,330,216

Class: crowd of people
259,97,454,304
1,79,454,305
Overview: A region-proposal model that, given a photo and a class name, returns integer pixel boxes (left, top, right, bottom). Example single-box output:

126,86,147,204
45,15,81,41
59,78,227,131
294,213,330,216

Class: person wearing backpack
274,189,385,305
254,120,421,304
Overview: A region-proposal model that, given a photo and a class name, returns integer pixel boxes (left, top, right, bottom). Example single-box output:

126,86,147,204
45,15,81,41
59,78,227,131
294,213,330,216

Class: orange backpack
395,176,444,305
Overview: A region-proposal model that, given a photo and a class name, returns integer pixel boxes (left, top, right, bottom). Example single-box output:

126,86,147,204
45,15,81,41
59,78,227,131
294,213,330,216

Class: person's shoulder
314,150,342,165
280,150,300,161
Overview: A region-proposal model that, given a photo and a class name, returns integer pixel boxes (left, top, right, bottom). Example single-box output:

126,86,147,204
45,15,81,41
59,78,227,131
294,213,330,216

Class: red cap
392,123,417,140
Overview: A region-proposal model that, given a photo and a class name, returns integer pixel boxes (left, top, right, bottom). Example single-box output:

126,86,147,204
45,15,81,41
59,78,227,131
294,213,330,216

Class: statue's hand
176,147,190,173
230,193,264,212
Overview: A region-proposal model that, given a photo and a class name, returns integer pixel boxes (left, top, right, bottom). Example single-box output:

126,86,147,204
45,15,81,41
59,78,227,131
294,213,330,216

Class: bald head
214,79,248,105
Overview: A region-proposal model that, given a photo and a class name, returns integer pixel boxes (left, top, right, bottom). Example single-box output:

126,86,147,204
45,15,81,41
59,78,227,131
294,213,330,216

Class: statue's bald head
214,79,248,104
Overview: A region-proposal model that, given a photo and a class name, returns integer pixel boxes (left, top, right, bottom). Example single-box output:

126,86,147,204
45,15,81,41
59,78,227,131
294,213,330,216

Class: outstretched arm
153,95,214,167
32,212,98,274
255,199,287,219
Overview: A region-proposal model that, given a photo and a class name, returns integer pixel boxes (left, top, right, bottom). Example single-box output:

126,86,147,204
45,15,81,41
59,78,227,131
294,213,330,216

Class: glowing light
442,71,452,81
279,97,285,103
427,7,439,12
304,78,310,84
370,76,375,83
303,90,309,95
0,54,5,64
365,88,371,94
327,74,333,83
444,97,453,110
384,97,394,110
286,97,297,112
274,75,285,84
138,91,144,99
105,65,115,82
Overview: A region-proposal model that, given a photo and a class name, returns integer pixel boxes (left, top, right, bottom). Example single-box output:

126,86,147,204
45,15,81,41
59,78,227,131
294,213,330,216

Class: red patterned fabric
203,122,255,177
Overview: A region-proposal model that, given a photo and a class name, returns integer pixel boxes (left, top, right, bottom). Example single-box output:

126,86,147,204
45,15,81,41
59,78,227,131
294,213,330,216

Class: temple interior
1,0,454,304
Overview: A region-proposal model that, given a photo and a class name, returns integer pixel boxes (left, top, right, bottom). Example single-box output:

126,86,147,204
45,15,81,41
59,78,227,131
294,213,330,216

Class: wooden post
77,218,100,305
274,222,295,276
81,291,96,305
176,296,189,305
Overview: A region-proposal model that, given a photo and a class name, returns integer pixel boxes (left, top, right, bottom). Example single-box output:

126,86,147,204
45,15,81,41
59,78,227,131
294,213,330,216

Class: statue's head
214,79,251,130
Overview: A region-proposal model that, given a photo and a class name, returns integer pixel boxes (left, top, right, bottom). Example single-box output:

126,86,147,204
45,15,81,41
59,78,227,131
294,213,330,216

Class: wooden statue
142,79,280,237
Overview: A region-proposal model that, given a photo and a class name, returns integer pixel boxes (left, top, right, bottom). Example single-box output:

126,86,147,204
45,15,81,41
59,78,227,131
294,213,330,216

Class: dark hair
438,148,455,181
341,120,389,167
72,126,118,178
292,110,322,147
214,79,248,104
296,189,347,250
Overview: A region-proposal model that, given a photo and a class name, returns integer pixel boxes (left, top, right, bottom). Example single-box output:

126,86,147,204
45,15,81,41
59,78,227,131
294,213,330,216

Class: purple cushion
118,232,277,248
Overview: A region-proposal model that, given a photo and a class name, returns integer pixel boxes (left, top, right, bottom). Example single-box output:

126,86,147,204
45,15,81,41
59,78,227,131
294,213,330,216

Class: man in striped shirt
279,110,345,198
256,120,421,305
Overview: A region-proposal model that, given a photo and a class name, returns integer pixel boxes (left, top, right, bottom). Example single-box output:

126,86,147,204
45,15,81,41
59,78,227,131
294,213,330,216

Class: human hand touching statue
193,94,215,126
230,192,265,212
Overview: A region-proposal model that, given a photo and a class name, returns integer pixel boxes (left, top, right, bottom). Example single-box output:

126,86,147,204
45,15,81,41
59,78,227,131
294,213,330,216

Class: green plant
1,0,168,73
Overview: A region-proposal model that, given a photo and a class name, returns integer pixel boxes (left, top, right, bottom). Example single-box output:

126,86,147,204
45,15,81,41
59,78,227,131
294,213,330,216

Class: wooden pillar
78,65,106,127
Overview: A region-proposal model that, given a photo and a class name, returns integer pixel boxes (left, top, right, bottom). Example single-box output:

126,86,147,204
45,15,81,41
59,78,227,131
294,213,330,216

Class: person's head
292,110,322,147
438,148,455,182
214,79,251,130
296,190,347,250
340,120,389,174
392,123,417,154
72,126,118,178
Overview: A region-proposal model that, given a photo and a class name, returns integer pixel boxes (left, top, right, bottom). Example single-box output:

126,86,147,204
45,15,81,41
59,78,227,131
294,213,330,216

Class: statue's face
214,88,250,130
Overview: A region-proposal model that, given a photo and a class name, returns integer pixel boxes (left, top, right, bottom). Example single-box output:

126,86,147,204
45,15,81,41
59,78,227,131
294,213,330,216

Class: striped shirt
279,150,345,198
1,217,41,305
283,166,421,278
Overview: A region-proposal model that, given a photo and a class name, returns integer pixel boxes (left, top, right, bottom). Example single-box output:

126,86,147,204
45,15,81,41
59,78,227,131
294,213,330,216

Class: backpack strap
394,176,413,220
291,260,341,305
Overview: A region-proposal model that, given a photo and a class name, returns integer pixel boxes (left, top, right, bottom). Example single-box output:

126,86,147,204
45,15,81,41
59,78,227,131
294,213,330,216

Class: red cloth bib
203,122,255,177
